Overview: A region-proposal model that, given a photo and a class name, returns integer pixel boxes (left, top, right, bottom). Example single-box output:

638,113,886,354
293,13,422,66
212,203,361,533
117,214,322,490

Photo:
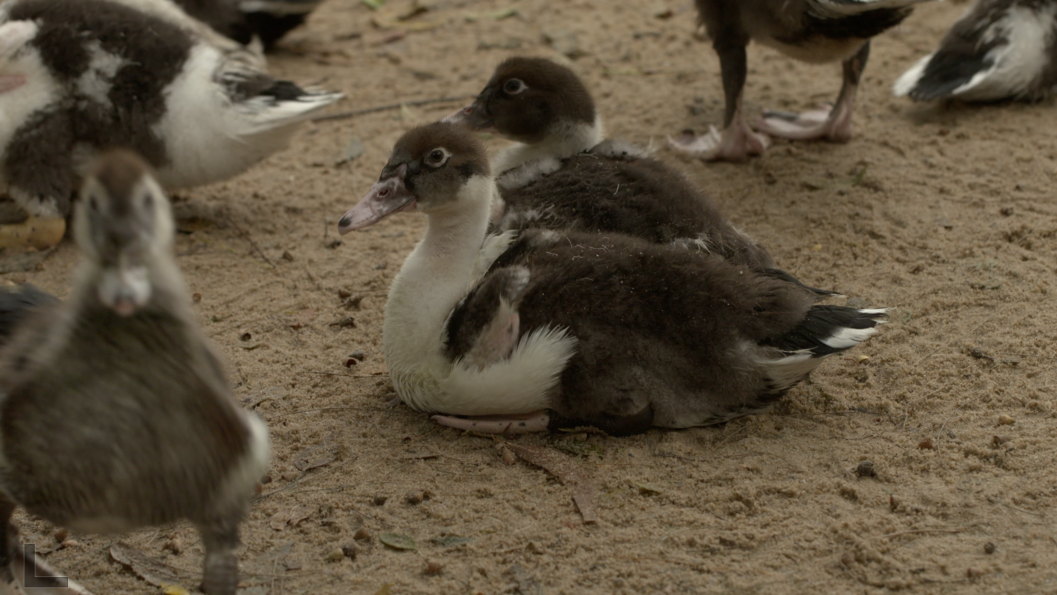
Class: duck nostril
379,188,390,197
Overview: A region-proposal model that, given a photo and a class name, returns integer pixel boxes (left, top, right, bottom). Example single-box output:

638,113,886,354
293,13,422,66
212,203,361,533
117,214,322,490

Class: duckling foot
754,101,854,143
667,124,769,162
432,411,550,434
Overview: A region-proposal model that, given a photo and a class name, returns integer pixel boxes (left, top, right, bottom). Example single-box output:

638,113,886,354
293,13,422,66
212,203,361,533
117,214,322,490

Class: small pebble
372,495,388,506
841,552,855,567
349,350,366,361
281,250,295,262
500,446,516,466
191,292,202,303
854,461,876,478
1000,206,1014,217
354,527,372,541
60,539,79,549
889,495,899,511
967,567,983,579
405,490,431,505
54,529,69,543
281,472,299,482
260,474,273,485
984,542,996,555
165,537,184,555
342,543,358,559
344,358,358,367
991,435,1010,448
240,332,252,341
338,289,352,299
918,437,934,450
325,548,345,563
997,415,1015,426
424,560,444,575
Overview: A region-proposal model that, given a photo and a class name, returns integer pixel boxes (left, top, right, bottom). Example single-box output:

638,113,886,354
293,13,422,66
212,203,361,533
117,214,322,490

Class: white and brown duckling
444,57,828,285
894,0,1057,102
670,0,936,161
173,0,326,49
0,150,270,594
337,123,888,436
0,0,342,229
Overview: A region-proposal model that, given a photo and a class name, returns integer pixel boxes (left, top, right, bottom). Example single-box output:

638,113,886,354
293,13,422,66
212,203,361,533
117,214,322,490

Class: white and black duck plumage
337,122,888,436
173,0,325,49
444,57,834,291
894,0,1057,102
670,0,937,161
0,150,269,595
0,0,342,220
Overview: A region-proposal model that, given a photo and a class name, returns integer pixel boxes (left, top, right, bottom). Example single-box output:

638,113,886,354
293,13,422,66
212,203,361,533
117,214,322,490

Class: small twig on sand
224,214,276,268
312,95,473,123
882,528,963,539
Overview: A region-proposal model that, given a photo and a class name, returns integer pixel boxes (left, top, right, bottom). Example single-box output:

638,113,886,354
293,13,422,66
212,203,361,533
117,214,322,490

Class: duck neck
383,176,496,378
492,113,605,175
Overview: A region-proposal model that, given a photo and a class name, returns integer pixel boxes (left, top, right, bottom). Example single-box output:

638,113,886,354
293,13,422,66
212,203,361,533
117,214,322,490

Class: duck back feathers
0,0,341,217
894,0,1057,102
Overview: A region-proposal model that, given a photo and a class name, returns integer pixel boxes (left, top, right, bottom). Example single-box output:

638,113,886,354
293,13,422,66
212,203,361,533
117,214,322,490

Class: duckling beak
97,265,151,317
338,169,416,234
442,100,495,132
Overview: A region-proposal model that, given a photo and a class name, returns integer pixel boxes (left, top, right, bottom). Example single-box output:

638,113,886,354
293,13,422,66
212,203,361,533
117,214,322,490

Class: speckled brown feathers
497,149,777,270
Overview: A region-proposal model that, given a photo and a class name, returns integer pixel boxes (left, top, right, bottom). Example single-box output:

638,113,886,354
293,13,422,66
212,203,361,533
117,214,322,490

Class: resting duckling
0,150,270,595
173,0,326,49
445,57,796,276
0,0,342,225
894,0,1057,102
337,122,887,436
670,0,936,161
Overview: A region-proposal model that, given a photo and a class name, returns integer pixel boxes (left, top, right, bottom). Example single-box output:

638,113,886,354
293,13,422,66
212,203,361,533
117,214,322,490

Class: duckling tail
757,306,888,393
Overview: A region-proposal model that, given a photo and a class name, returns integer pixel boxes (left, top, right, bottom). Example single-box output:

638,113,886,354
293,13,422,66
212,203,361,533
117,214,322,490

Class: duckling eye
425,148,449,168
503,78,526,95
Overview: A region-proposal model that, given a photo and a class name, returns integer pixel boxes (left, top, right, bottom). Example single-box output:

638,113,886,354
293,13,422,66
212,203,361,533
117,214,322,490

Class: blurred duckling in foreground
894,0,1057,102
0,0,341,248
0,150,269,595
446,57,834,294
338,123,887,436
670,0,938,161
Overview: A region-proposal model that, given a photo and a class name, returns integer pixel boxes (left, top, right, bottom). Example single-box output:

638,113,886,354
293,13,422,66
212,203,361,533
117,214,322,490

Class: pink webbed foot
432,410,550,434
668,124,769,162
755,101,855,143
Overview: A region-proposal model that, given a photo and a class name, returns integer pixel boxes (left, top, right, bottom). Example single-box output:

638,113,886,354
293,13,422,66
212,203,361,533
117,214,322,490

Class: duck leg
669,38,769,161
755,42,870,142
432,411,551,434
197,518,241,595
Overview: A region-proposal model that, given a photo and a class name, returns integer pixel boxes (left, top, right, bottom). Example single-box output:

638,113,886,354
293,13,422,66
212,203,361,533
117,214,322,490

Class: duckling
444,57,816,280
173,0,326,49
337,122,887,436
894,0,1057,102
0,150,270,594
669,0,936,161
0,0,342,222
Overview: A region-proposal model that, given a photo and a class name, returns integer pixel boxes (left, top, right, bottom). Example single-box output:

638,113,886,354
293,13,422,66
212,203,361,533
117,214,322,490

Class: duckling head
444,57,596,145
339,122,491,232
74,150,175,317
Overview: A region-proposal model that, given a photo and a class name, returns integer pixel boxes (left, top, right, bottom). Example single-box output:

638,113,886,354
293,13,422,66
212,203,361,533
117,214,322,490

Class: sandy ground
6,0,1057,593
